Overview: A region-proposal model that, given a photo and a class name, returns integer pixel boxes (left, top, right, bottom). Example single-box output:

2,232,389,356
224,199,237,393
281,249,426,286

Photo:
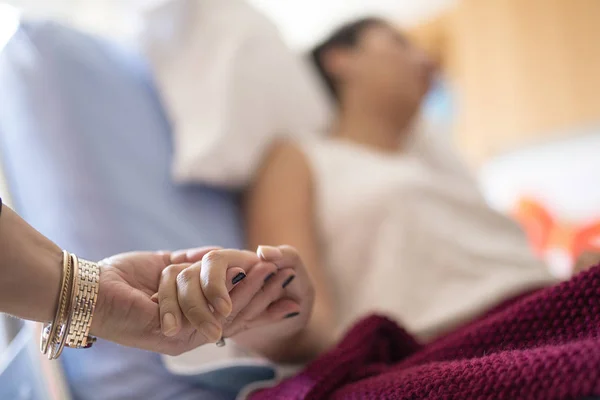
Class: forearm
267,312,337,364
0,205,62,322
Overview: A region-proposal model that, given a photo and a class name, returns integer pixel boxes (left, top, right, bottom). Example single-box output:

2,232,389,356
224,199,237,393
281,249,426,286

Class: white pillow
140,0,332,188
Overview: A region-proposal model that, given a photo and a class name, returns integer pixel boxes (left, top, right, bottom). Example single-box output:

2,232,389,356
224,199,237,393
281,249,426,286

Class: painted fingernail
199,322,222,342
258,245,283,260
282,275,295,288
162,313,178,337
284,312,300,319
264,272,275,283
232,272,246,285
213,297,232,317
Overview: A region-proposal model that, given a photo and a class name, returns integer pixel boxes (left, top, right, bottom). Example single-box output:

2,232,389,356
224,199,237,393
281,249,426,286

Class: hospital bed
0,10,277,399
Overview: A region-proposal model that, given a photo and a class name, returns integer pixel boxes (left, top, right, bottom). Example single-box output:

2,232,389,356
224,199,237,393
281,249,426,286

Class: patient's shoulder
267,139,306,163
263,140,309,171
254,139,312,189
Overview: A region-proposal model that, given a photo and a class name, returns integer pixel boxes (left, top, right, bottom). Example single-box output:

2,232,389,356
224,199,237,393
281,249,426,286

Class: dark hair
311,17,384,101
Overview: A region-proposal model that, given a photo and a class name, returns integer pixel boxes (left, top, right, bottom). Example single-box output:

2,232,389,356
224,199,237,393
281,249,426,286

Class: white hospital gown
299,131,557,340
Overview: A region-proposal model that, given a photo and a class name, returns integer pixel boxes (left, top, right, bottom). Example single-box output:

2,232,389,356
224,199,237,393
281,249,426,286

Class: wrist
40,253,101,359
34,243,64,323
281,326,336,363
88,261,110,338
255,320,331,364
0,206,63,322
266,311,338,364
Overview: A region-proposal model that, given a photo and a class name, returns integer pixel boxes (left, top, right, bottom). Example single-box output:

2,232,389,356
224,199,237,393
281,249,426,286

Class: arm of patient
244,141,338,364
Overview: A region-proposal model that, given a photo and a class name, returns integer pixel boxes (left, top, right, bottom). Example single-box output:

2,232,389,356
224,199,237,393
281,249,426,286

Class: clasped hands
90,245,313,357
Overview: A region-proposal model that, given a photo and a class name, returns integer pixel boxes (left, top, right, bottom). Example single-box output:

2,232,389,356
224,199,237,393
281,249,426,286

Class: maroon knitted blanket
251,266,600,400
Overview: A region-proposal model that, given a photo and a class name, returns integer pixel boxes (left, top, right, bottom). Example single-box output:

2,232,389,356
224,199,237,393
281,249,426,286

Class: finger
150,266,246,304
156,251,172,264
176,264,222,342
171,246,222,264
230,268,296,324
252,298,302,325
224,298,301,338
257,245,303,271
200,249,261,317
157,263,189,337
219,262,277,326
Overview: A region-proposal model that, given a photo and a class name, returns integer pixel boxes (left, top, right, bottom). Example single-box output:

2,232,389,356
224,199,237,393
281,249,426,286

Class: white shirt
299,131,557,340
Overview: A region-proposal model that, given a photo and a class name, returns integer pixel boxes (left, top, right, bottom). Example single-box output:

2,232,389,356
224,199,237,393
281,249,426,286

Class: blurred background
3,0,453,46
3,0,599,278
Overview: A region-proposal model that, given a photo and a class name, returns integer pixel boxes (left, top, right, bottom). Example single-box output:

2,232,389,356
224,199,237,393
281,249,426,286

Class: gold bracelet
66,257,100,349
40,252,100,359
40,251,72,357
52,253,79,359
47,253,74,360
49,253,77,360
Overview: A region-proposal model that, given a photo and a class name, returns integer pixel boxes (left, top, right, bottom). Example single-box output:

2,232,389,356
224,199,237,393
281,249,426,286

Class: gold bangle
66,258,99,349
52,253,79,359
48,253,75,360
39,252,100,359
40,251,72,357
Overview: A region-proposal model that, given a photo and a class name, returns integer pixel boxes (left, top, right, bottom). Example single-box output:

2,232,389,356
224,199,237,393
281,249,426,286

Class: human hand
90,246,313,356
228,245,315,361
152,246,305,348
90,247,276,355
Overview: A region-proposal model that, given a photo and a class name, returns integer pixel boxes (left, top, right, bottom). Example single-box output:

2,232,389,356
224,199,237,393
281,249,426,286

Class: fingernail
199,322,222,342
162,313,178,337
282,275,295,288
213,297,232,317
150,293,158,303
232,272,246,285
264,272,275,283
258,245,283,260
284,312,300,319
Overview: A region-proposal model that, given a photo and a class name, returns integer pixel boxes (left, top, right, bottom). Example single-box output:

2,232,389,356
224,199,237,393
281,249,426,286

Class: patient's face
352,24,434,111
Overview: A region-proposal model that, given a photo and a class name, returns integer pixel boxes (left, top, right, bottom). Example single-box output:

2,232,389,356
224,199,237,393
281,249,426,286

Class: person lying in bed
153,17,558,366
241,17,558,361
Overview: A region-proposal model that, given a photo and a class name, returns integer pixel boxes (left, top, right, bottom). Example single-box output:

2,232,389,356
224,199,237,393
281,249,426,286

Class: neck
332,93,416,152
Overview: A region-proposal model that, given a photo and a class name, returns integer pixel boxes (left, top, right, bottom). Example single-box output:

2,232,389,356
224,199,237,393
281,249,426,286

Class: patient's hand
153,246,311,350
229,245,316,363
